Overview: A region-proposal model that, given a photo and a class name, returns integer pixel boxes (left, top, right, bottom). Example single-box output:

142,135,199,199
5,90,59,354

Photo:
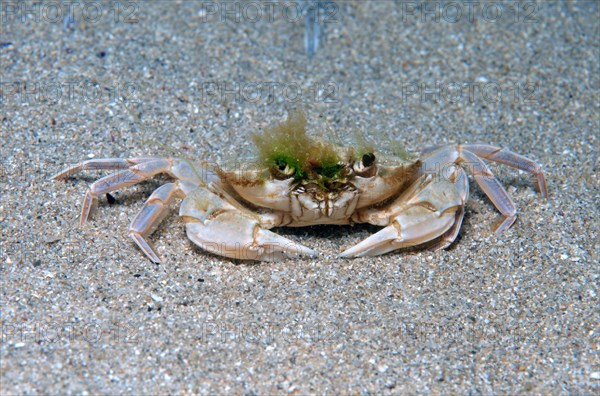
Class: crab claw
180,187,316,261
339,176,463,258
338,206,457,258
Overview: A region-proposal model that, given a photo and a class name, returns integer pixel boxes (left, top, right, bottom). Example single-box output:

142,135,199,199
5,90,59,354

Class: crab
52,110,547,262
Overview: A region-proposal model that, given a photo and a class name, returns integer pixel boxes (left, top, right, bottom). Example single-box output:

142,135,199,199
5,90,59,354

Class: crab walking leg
51,157,162,180
77,159,171,225
455,149,519,233
422,145,530,233
53,156,217,186
129,181,198,263
340,175,463,258
180,187,316,261
426,167,469,251
53,158,204,225
460,144,548,197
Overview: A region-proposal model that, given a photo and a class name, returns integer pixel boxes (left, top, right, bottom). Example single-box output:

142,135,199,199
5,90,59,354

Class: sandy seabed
1,1,598,394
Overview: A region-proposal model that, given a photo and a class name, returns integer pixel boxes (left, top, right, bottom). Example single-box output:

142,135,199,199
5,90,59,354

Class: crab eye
362,153,375,167
273,160,295,178
353,152,377,176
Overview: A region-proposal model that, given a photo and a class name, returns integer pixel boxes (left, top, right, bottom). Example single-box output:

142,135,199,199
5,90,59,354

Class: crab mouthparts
296,177,353,196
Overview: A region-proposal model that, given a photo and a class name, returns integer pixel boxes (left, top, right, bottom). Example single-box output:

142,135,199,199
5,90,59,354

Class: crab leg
460,144,547,197
129,181,199,263
454,149,518,233
340,175,463,258
426,167,469,251
421,145,545,233
53,157,204,225
51,157,161,179
180,186,316,261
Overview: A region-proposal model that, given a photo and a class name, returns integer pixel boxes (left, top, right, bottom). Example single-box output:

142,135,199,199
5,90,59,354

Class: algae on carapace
253,109,357,186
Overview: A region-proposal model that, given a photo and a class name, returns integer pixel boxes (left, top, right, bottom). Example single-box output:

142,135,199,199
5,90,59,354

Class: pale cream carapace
53,110,547,262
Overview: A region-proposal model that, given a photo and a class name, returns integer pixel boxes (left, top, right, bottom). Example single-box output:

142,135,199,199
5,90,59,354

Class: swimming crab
52,110,547,262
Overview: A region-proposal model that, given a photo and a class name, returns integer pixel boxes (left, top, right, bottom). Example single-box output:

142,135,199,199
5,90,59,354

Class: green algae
252,109,348,187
